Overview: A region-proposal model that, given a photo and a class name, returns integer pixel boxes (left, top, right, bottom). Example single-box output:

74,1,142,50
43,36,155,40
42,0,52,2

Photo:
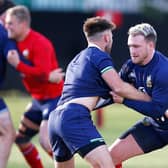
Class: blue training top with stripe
121,51,168,125
57,46,114,106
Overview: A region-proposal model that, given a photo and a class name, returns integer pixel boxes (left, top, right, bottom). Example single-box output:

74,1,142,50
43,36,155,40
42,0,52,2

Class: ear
148,41,155,49
104,33,110,43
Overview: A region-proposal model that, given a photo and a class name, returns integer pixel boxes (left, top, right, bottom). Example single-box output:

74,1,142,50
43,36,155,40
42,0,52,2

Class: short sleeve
91,51,114,74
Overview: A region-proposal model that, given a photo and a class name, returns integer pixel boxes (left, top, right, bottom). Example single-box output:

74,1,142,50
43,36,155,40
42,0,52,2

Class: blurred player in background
5,5,64,168
0,1,17,167
48,16,150,168
109,23,168,167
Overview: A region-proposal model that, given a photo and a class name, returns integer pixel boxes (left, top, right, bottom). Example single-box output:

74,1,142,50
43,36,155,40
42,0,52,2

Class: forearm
17,62,49,81
115,82,151,101
123,99,167,118
102,69,151,102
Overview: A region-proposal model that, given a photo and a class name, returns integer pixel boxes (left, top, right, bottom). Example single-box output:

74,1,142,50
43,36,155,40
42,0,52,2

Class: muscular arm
7,49,49,81
7,35,63,82
102,68,151,101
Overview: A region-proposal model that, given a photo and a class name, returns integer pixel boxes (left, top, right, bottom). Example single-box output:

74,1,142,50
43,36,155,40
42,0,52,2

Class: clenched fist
7,50,20,68
49,68,65,83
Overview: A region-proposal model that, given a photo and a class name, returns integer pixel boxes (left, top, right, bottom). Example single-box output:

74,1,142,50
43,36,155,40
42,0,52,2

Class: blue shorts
0,98,8,113
48,103,105,162
24,97,60,125
120,117,168,153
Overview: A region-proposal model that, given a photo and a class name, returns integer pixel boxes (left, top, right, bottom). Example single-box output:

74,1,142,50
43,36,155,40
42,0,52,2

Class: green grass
3,92,168,168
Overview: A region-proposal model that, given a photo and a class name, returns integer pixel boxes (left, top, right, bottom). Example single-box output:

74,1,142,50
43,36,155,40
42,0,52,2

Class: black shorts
24,97,60,125
120,117,168,153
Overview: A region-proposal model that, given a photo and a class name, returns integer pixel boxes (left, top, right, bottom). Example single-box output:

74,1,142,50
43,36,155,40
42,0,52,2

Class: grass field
3,92,168,168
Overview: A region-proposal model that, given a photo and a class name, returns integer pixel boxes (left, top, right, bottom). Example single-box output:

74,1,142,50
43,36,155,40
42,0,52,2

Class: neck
88,41,105,51
143,49,155,65
17,28,30,42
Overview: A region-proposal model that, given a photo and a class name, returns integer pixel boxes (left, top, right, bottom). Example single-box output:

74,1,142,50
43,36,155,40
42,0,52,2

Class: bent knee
15,126,38,144
109,147,122,164
109,135,144,164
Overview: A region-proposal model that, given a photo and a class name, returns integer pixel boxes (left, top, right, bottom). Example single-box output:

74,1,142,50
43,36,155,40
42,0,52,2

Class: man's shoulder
152,52,168,77
30,29,49,41
155,50,168,61
155,51,168,68
30,29,53,48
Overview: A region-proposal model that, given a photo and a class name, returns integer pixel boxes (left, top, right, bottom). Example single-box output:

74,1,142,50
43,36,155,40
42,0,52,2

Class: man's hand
110,91,124,104
7,50,20,68
165,109,168,119
49,68,65,83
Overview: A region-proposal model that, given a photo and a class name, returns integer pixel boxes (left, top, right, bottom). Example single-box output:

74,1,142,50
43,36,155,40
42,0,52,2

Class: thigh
39,120,50,148
109,134,143,164
129,118,167,153
16,100,42,143
0,98,13,129
40,120,48,138
110,117,167,163
24,100,43,126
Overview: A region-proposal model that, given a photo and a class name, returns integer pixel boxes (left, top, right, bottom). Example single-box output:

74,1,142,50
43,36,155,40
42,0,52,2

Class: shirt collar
88,43,102,51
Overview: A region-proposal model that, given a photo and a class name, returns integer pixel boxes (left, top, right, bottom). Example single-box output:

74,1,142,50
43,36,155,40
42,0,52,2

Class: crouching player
109,23,168,167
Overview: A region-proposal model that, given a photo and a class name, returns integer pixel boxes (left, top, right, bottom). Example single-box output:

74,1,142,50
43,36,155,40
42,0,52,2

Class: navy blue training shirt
121,51,168,119
0,24,18,88
58,46,114,106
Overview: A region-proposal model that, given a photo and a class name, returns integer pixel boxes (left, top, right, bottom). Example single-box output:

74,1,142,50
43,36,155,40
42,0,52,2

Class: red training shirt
16,29,63,100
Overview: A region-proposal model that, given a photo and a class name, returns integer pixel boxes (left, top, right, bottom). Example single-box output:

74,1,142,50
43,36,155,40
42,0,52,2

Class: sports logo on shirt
146,75,152,88
138,86,146,93
128,71,136,84
129,71,136,78
22,49,29,59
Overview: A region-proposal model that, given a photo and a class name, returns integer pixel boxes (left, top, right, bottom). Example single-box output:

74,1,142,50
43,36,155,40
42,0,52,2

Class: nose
129,47,136,55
